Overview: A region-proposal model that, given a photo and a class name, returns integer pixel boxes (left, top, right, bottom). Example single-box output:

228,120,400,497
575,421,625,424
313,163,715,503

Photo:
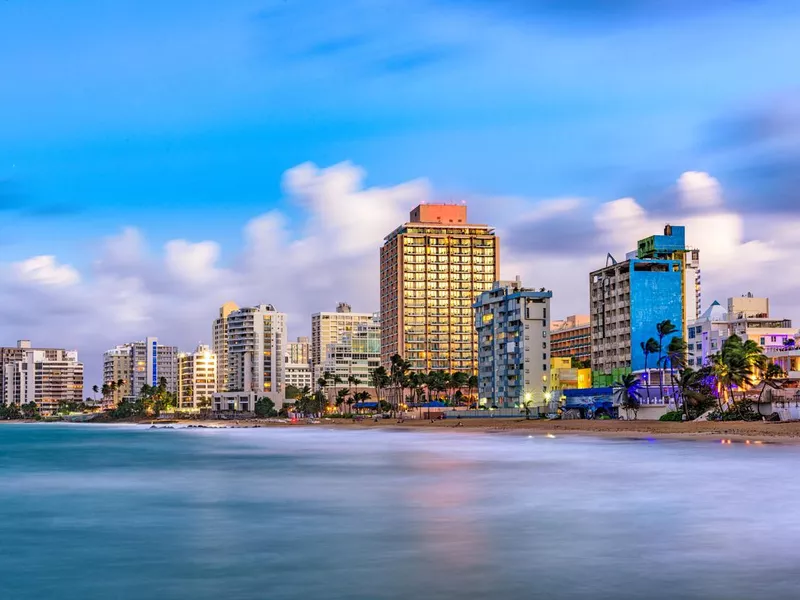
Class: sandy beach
155,417,800,444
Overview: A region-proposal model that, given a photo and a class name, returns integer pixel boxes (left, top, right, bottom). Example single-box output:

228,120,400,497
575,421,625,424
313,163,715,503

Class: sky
2,0,800,386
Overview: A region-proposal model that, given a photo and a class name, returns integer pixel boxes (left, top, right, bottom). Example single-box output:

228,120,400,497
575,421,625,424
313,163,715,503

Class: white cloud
677,171,723,209
12,255,80,287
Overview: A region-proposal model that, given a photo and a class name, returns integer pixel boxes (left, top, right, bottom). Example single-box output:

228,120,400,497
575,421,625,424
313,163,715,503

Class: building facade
102,345,133,403
380,203,499,373
474,278,552,409
550,357,592,391
311,304,374,367
178,344,217,410
212,301,239,393
590,225,688,386
226,304,286,405
316,314,381,386
285,362,313,391
1,341,84,414
550,315,591,365
287,336,310,365
688,296,796,368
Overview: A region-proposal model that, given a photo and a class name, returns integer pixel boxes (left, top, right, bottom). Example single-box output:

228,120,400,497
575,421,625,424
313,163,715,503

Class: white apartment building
311,303,376,368
315,314,381,386
225,304,286,406
104,337,179,398
285,362,313,391
474,278,552,409
212,301,239,393
1,341,84,414
688,295,796,367
178,344,217,410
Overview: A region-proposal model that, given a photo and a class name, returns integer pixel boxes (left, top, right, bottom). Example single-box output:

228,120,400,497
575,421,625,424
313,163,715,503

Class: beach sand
160,417,800,444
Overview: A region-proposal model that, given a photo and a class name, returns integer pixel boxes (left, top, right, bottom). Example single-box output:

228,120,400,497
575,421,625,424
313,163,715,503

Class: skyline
2,0,800,385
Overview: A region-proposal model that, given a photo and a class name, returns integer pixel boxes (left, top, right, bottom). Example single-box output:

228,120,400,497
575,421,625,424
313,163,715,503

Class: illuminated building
550,315,591,364
212,301,239,392
474,278,552,409
178,344,217,410
380,203,499,373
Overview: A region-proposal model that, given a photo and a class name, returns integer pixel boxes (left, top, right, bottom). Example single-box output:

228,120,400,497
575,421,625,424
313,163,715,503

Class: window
688,327,696,339
542,353,547,360
542,342,546,349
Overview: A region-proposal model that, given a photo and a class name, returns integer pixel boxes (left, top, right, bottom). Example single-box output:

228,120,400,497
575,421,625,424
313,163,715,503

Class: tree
370,367,389,408
664,336,688,406
21,401,40,420
92,385,100,401
450,372,469,405
755,363,785,417
336,388,350,414
255,397,278,418
614,373,642,420
655,320,677,401
640,337,660,401
198,396,212,416
389,354,411,415
784,338,796,348
710,335,752,414
285,384,302,400
467,374,478,406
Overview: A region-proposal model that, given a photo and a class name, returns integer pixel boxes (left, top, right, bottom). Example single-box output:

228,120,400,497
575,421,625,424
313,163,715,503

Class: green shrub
659,410,684,422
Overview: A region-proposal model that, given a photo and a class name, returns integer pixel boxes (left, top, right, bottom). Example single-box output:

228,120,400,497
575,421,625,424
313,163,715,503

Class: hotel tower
380,203,499,373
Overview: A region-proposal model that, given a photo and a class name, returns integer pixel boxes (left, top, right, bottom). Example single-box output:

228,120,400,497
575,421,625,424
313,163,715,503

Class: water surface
0,424,797,599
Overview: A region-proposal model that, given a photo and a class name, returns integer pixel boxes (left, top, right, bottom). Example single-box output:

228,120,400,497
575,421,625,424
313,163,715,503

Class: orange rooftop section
409,203,467,224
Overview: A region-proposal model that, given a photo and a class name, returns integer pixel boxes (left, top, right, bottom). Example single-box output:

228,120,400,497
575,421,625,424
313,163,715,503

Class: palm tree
336,388,350,414
711,336,752,413
389,354,410,415
92,384,99,402
467,374,478,407
656,320,677,401
613,373,642,420
450,372,469,405
664,336,688,407
755,363,785,417
370,367,389,409
640,337,660,402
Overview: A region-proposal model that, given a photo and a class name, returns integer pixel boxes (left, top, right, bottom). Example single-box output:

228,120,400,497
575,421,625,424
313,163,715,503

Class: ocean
1,424,798,599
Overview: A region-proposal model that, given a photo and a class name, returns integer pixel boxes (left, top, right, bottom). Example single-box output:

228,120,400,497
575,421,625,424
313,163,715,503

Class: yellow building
379,203,499,373
550,357,591,391
178,344,217,411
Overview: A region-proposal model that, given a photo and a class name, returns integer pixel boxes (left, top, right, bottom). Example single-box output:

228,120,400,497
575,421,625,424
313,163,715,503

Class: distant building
590,225,691,386
550,315,591,364
311,303,375,368
316,313,381,386
104,338,178,398
225,304,286,406
688,295,796,368
1,341,83,415
285,362,313,391
287,336,310,366
102,345,133,404
550,357,591,391
474,278,552,409
212,301,239,393
178,344,217,411
380,203,499,372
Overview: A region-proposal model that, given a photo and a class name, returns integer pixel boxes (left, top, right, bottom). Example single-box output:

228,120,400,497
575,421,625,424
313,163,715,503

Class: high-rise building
688,296,796,368
550,315,591,365
287,336,310,366
590,225,690,386
316,313,381,385
226,304,286,405
1,341,84,414
212,301,239,393
380,203,499,373
474,278,552,409
103,345,133,403
178,344,217,411
105,338,178,398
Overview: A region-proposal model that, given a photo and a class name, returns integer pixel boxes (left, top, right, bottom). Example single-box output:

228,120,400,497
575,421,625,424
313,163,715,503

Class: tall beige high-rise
212,301,239,392
379,204,499,373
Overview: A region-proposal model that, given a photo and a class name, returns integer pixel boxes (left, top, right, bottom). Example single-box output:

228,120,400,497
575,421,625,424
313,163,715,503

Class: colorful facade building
590,225,691,386
474,278,552,409
380,203,499,373
550,357,592,391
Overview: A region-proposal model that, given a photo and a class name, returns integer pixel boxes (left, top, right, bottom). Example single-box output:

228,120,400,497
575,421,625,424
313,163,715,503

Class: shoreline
6,417,800,444
160,417,800,445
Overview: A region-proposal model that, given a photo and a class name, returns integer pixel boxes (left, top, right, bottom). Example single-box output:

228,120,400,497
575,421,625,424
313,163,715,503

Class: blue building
474,278,553,409
590,225,690,387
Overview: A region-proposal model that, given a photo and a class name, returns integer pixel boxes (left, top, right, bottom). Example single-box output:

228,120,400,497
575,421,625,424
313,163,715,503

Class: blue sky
2,0,800,382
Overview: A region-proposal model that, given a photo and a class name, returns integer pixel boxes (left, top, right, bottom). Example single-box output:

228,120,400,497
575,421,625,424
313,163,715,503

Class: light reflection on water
0,424,798,599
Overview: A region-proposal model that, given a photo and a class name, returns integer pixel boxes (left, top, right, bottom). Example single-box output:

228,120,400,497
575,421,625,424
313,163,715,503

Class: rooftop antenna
606,253,617,267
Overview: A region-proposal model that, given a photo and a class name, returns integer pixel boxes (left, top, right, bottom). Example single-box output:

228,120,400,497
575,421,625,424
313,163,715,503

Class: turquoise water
1,424,799,599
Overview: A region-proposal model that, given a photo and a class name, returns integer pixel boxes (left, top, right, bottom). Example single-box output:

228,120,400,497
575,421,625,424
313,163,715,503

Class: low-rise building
285,361,313,391
688,295,796,367
474,277,552,409
550,357,592,391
